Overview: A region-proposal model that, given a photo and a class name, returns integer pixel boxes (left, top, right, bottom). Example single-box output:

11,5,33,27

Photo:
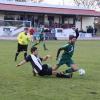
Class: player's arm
27,35,31,42
56,47,64,60
42,55,51,61
75,29,79,39
16,60,26,67
16,55,30,67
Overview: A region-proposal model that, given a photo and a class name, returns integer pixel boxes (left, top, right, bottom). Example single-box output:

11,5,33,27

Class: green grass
0,40,100,100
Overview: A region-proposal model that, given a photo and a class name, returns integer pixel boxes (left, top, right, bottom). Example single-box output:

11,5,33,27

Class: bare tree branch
31,0,44,3
74,0,99,9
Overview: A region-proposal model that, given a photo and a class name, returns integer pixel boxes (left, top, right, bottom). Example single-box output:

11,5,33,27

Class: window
15,0,27,2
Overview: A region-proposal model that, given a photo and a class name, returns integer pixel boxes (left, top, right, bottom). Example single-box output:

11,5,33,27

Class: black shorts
17,43,28,52
38,64,52,76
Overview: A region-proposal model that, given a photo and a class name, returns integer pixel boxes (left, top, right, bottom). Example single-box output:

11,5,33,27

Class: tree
96,0,100,8
31,0,44,3
74,0,99,9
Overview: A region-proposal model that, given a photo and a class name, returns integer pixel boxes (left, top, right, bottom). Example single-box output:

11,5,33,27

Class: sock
43,43,47,50
32,42,39,47
15,52,19,61
24,52,27,59
56,73,72,78
65,68,77,73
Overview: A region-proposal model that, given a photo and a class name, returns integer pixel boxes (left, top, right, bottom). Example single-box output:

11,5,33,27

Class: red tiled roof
0,3,100,16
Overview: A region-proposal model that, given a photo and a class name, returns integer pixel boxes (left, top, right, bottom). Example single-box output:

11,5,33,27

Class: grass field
0,40,100,100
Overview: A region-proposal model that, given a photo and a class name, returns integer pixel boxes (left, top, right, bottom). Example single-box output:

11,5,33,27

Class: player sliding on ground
53,28,79,75
16,46,72,78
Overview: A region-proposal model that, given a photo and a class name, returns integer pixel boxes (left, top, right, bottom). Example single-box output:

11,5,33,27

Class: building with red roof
0,1,100,31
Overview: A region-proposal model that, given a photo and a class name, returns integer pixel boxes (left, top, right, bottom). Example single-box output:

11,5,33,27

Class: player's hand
46,55,52,59
56,57,58,61
16,64,20,67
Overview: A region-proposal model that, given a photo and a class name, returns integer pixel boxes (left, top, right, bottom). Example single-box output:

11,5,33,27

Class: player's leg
15,52,19,61
53,58,64,71
64,59,78,73
43,41,48,50
52,71,73,78
15,43,21,61
32,40,40,47
39,64,72,78
23,45,28,59
32,68,38,76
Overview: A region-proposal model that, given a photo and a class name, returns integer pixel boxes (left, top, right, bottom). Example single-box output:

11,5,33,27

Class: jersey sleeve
56,44,68,59
75,29,79,39
25,55,31,62
60,44,68,50
39,57,43,62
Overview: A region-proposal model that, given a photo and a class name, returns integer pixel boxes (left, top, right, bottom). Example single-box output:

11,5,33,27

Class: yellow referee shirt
17,32,30,45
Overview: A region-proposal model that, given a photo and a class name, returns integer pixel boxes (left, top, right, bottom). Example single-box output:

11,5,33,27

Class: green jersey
56,43,75,67
61,43,74,59
39,33,44,41
56,29,79,67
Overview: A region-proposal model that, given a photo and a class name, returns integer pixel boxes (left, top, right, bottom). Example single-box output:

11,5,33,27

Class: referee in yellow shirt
15,28,30,61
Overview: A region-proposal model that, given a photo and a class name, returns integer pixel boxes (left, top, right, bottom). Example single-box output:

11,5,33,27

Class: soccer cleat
56,72,73,78
15,56,17,61
44,48,48,51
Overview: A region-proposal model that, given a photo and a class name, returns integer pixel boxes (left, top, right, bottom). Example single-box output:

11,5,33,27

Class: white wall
44,15,49,25
54,16,59,23
82,17,94,31
0,14,4,20
75,21,81,30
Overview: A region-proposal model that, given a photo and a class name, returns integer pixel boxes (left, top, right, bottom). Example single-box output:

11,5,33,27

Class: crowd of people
86,26,97,36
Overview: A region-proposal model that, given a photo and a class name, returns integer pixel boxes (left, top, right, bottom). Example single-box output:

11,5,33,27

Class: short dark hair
69,35,76,40
31,46,37,53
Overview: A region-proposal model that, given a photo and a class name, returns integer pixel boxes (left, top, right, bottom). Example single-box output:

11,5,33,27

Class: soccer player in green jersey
53,28,79,75
33,30,48,50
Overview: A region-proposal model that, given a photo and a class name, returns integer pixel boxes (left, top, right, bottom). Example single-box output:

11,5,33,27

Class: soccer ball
78,68,85,76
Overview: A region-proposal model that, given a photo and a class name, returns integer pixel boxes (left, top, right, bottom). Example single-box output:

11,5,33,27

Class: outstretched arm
42,55,51,61
56,48,63,60
75,29,79,39
16,60,26,67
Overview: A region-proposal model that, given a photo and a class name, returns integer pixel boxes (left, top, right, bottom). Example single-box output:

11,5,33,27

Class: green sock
65,68,75,73
43,43,47,50
32,42,39,47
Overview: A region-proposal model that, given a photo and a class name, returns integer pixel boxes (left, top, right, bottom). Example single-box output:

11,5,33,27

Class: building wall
44,15,49,25
0,14,4,20
82,17,94,31
54,16,59,23
0,12,95,30
75,21,81,30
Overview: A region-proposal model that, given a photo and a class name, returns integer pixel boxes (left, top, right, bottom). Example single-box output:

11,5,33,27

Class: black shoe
44,48,48,51
15,57,17,61
56,72,73,78
64,73,73,78
69,73,73,78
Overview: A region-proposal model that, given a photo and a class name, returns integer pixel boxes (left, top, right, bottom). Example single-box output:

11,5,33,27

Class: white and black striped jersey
25,54,43,73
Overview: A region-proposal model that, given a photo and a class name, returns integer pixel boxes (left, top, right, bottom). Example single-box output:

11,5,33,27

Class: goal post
0,20,32,36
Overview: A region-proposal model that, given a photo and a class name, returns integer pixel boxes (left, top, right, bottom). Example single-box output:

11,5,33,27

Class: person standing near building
15,28,31,61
